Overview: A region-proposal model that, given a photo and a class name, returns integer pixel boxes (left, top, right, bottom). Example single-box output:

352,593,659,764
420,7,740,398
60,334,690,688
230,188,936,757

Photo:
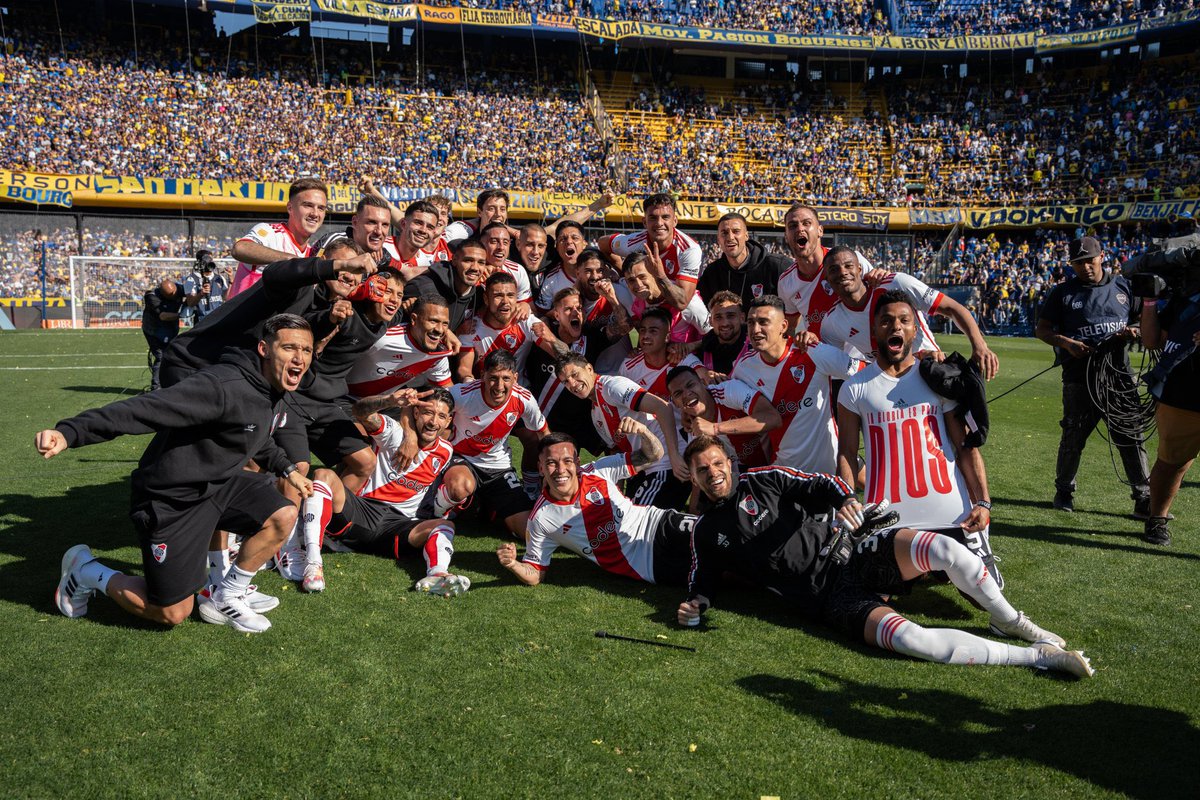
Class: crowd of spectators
898,0,1197,36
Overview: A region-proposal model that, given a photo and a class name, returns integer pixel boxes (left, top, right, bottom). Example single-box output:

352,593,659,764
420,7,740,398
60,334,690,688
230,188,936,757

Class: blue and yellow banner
254,2,312,24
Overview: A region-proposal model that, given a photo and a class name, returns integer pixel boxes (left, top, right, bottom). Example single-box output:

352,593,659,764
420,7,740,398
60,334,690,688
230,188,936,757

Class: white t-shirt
838,362,972,529
496,260,533,304
449,381,548,472
523,454,665,582
357,416,454,518
820,272,944,361
731,341,862,474
609,229,703,285
442,219,479,244
346,323,453,398
230,221,311,297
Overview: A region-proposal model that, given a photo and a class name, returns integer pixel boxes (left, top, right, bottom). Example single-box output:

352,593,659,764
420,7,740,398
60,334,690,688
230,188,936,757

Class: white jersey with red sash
229,221,311,298
779,249,874,335
523,454,665,582
703,378,772,468
591,375,672,473
462,314,546,378
820,272,944,361
346,324,453,397
622,351,704,400
357,416,454,517
610,229,703,285
731,341,862,473
838,362,971,529
449,381,548,472
382,237,440,279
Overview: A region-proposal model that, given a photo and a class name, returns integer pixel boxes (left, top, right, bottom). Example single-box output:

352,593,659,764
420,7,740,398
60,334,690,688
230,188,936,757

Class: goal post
67,256,237,329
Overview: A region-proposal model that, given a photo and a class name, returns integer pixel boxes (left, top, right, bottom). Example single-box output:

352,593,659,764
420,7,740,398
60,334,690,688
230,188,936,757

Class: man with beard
599,193,703,310
837,290,1002,587
675,436,1093,678
777,204,873,337
574,249,635,373
346,294,456,398
697,212,791,310
404,239,487,332
693,291,748,374
456,271,568,382
516,223,552,301
666,364,779,470
622,252,711,344
344,195,399,272
43,314,316,634
478,221,533,311
229,178,327,298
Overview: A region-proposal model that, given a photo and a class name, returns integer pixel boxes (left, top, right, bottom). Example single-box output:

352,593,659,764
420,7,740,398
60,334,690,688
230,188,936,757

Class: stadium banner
872,32,1036,51
1036,22,1138,52
313,0,416,22
459,8,532,27
253,2,312,24
963,198,1200,229
0,170,79,208
416,4,459,23
1142,8,1200,29
909,207,964,227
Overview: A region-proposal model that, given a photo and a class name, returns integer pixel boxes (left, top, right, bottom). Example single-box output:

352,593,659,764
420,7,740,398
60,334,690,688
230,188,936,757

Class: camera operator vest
1040,272,1137,382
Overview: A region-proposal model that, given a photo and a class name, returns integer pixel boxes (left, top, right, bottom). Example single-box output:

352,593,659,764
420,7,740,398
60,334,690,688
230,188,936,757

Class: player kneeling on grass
677,436,1094,678
286,387,470,596
496,423,696,587
38,314,316,634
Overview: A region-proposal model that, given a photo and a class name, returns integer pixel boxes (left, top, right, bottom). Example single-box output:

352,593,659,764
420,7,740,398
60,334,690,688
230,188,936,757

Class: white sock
433,484,457,518
303,481,333,567
218,564,255,597
207,549,230,587
78,559,119,595
522,470,540,499
422,524,455,575
910,531,1017,622
875,612,1037,667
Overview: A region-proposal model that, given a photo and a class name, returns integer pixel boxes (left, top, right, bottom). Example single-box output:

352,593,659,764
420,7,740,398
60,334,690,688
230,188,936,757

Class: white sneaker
1033,641,1095,678
301,562,325,593
989,611,1066,648
198,584,279,614
197,588,272,633
54,544,96,618
415,572,471,597
275,530,307,582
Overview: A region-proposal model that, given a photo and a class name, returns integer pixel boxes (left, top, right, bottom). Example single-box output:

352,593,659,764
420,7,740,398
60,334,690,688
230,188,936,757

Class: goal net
67,256,237,329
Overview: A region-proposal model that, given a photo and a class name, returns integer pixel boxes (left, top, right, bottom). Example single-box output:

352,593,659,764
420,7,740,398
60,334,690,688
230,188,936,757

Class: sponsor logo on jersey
790,366,806,384
244,423,257,432
739,495,759,516
151,543,168,563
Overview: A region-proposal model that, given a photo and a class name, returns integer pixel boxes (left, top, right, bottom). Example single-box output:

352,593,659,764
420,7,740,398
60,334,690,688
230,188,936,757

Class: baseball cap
1068,236,1101,262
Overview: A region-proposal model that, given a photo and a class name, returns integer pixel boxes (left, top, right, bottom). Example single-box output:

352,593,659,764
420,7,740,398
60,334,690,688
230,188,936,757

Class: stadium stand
897,0,1199,35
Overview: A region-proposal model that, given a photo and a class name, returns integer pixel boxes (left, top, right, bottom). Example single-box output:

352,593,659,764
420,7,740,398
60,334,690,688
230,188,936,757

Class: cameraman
1036,236,1150,517
1139,290,1200,545
183,251,228,324
142,278,184,391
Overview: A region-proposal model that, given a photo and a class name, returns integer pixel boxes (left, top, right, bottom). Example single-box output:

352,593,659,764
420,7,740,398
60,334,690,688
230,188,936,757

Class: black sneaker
1053,491,1074,512
1143,517,1171,546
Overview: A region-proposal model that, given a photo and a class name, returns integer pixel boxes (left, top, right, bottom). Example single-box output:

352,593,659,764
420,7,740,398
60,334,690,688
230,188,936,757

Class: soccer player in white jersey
820,246,1000,379
478,221,533,310
555,352,690,509
443,189,510,244
534,221,589,311
621,252,711,344
438,350,549,539
621,307,708,397
666,364,780,470
456,271,568,382
776,204,875,338
346,295,455,398
228,177,326,298
598,193,702,310
496,427,696,587
288,388,470,596
836,289,1002,587
730,295,864,474
380,200,442,281
357,177,453,265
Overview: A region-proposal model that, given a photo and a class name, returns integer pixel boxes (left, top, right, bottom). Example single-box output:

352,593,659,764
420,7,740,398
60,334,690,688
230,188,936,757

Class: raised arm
545,191,615,237
932,295,998,380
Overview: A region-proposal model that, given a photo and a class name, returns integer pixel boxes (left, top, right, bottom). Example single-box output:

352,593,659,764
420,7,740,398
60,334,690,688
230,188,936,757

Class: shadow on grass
739,670,1199,800
992,493,1140,521
993,518,1200,561
61,385,145,396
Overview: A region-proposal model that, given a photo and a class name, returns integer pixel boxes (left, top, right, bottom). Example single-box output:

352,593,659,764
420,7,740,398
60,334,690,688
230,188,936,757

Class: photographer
1035,236,1150,517
1139,287,1200,546
142,278,184,392
183,251,228,324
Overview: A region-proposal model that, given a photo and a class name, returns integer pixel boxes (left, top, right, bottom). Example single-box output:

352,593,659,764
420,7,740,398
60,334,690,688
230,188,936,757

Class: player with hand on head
297,387,470,597
837,290,1002,588
497,424,695,587
666,365,780,469
41,314,317,634
229,178,327,298
622,251,711,344
456,271,567,382
677,436,1094,678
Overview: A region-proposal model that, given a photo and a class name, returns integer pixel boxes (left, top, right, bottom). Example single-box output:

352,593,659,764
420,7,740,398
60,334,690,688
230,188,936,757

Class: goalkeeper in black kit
676,435,1095,678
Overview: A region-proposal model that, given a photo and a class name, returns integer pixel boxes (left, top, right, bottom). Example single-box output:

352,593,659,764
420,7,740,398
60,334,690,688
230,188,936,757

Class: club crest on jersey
586,487,605,505
739,495,759,516
1116,292,1128,305
751,284,764,298
821,279,835,295
430,456,443,472
270,412,287,434
505,411,519,426
503,333,518,348
790,366,806,384
151,543,168,563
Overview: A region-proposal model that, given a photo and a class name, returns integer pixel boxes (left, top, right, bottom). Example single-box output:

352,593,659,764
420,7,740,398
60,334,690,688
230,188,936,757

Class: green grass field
0,331,1196,799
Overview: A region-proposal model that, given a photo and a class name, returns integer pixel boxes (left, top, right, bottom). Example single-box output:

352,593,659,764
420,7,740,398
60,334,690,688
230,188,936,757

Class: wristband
282,464,299,478
974,500,992,511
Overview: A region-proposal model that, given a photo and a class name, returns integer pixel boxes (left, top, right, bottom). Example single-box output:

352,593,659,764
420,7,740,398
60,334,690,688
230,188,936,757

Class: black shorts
273,393,372,466
129,473,291,607
818,527,917,638
650,509,698,586
326,492,424,559
627,469,691,511
452,456,533,522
